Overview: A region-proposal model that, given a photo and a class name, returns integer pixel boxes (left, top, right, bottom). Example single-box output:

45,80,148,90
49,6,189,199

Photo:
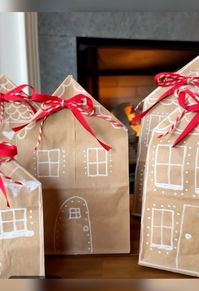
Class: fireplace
76,37,199,193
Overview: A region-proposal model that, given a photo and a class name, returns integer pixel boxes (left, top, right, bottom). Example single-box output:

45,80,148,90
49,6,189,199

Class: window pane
2,222,13,232
88,164,97,176
162,228,172,247
151,227,161,246
50,165,59,177
38,163,49,176
16,221,25,231
98,149,107,162
69,208,81,219
1,211,13,221
37,151,48,161
153,210,162,226
15,209,24,220
87,149,97,161
98,163,107,175
163,211,173,227
155,165,168,185
156,145,170,164
170,146,186,164
170,165,182,187
49,149,59,162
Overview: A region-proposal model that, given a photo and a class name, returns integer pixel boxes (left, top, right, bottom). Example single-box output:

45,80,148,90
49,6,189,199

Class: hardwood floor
45,216,188,278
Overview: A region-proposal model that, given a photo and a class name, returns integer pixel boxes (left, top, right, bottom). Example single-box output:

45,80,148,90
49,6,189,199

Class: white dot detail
83,225,89,232
185,233,192,240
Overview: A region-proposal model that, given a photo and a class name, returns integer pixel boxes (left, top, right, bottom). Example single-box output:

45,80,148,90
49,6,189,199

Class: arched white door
54,196,93,254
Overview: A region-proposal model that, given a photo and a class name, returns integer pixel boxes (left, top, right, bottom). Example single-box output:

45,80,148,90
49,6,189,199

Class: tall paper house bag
0,150,45,278
139,99,199,276
15,75,130,255
134,56,199,215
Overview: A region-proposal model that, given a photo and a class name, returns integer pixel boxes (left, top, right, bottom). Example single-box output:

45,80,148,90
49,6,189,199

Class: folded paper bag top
139,94,199,277
132,56,199,215
13,91,123,151
0,141,45,278
133,74,199,146
14,75,130,255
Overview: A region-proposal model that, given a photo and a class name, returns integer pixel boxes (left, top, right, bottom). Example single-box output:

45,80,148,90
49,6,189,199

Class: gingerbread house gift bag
0,75,36,142
139,86,199,277
14,75,130,255
133,56,199,215
0,142,45,278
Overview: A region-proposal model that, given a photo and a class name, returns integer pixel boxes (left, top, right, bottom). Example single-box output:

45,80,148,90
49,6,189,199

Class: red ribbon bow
0,84,37,122
171,88,199,146
132,72,199,123
13,93,112,151
0,142,22,207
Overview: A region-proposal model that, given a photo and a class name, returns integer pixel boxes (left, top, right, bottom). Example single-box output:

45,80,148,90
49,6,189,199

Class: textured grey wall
38,12,199,93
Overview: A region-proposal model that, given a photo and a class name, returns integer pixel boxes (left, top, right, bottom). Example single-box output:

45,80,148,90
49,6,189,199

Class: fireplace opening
76,37,199,194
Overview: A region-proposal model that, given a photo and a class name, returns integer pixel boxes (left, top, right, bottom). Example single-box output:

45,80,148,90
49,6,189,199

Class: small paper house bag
139,87,199,277
0,75,35,142
134,56,199,215
0,142,44,278
14,76,130,255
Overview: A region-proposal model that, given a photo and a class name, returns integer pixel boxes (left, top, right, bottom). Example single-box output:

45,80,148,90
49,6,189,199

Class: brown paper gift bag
0,75,35,142
134,56,199,215
14,75,130,255
0,142,45,278
139,87,199,276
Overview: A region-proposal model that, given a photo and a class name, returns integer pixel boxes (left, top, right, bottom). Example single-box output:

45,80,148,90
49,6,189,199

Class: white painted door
54,196,93,254
177,205,199,275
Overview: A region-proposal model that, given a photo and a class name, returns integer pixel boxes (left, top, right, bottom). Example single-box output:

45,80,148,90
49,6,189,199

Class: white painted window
86,148,108,177
195,148,199,193
145,114,164,145
69,208,81,219
154,145,186,190
151,208,174,250
0,208,34,239
36,149,60,177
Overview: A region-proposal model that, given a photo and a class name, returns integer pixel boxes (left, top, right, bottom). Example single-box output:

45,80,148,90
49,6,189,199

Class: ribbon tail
0,176,9,207
70,107,111,151
172,112,199,146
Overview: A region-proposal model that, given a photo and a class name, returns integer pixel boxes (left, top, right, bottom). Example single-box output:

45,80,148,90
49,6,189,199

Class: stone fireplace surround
38,12,199,93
